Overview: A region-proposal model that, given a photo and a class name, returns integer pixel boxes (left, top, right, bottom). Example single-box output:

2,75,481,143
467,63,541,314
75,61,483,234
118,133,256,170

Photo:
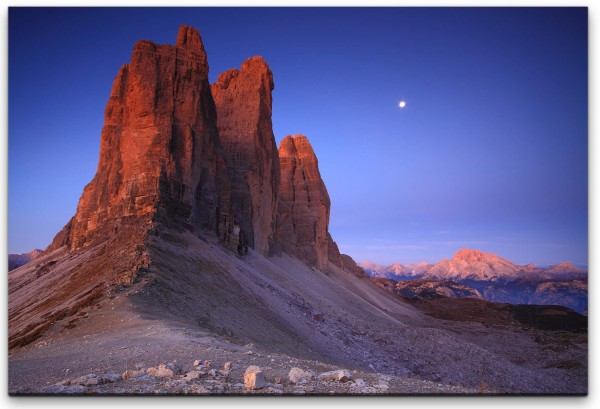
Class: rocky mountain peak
276,134,331,269
211,56,279,255
546,262,586,274
284,134,317,160
175,24,204,49
10,25,364,353
46,24,235,252
452,248,495,263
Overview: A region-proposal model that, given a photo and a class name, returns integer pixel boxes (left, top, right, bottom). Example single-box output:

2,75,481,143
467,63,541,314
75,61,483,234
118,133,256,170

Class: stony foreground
9,300,480,395
11,326,477,396
35,360,479,396
9,236,587,396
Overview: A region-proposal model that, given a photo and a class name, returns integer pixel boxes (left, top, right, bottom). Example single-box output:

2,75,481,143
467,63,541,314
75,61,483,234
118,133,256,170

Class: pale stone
288,367,315,384
147,364,175,378
183,370,202,380
244,371,267,390
245,365,261,374
318,369,353,383
101,373,122,383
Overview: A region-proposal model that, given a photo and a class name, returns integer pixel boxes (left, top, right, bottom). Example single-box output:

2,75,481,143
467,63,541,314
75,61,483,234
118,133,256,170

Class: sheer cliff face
50,26,234,251
10,24,366,352
44,24,352,271
277,135,331,270
211,57,280,255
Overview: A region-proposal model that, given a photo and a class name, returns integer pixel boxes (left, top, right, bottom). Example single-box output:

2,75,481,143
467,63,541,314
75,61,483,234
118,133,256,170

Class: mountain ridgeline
8,249,42,271
8,25,362,350
361,249,588,314
7,25,587,395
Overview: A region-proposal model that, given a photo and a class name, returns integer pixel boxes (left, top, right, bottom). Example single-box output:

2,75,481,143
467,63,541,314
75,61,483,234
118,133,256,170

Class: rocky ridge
9,24,361,351
361,249,587,282
372,277,483,300
361,249,588,313
8,249,42,271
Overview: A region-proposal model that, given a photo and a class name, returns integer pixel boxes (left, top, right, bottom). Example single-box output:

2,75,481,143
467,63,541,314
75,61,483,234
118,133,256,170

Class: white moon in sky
399,101,407,108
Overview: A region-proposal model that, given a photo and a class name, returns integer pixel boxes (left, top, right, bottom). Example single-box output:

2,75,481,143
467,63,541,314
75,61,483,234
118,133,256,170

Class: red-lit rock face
49,25,235,252
211,57,280,255
276,135,331,269
45,24,358,272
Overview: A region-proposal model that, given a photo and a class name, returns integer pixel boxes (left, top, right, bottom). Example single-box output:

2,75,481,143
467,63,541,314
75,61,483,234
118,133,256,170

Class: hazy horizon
8,7,588,266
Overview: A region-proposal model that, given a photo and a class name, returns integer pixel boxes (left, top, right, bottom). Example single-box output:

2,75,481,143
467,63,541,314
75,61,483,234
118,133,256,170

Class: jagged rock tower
9,25,363,351
276,135,331,269
211,57,280,256
48,26,236,253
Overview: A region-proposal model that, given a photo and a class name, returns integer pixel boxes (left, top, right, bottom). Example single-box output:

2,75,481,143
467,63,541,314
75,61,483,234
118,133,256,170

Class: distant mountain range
8,249,42,271
372,277,483,300
360,249,587,314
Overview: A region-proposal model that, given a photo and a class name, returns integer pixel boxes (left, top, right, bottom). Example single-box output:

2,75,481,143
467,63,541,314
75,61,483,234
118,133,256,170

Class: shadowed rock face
47,25,235,252
8,249,42,271
211,57,280,255
372,277,483,300
327,234,366,278
276,135,332,270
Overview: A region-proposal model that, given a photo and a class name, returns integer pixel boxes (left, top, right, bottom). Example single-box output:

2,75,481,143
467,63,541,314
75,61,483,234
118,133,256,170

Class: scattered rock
223,361,233,370
265,386,284,395
318,369,353,383
244,365,261,375
243,351,254,355
292,385,306,395
70,374,99,386
122,369,145,380
147,364,175,378
84,377,99,386
100,373,122,383
244,366,266,390
166,363,182,375
288,367,315,384
352,378,367,388
183,370,203,381
193,360,202,367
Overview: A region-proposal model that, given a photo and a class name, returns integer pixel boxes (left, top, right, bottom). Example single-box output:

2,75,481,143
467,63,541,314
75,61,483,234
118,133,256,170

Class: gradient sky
8,7,588,266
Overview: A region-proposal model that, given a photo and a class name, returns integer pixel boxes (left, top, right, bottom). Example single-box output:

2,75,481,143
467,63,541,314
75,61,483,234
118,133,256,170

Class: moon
399,100,407,109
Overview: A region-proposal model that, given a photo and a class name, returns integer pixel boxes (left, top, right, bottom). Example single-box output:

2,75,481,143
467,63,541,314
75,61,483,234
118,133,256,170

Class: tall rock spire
211,56,280,255
48,25,235,252
276,134,331,269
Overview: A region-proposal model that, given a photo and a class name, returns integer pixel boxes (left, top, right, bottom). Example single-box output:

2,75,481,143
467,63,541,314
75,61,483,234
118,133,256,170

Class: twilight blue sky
8,7,588,266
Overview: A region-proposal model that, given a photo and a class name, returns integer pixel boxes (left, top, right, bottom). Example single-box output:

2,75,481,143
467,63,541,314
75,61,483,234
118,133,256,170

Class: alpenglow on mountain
8,25,587,396
360,249,586,282
9,25,363,351
360,249,587,313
